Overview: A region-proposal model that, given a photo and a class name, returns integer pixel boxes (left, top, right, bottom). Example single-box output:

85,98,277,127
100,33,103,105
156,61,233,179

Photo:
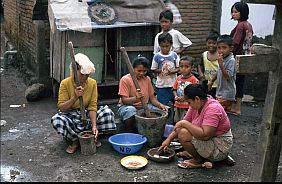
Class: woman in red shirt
230,2,253,116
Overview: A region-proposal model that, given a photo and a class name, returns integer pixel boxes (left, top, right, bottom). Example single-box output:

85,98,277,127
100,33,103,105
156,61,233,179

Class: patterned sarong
51,105,116,142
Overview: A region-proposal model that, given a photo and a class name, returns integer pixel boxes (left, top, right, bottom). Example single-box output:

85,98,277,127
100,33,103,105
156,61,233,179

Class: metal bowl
147,147,175,163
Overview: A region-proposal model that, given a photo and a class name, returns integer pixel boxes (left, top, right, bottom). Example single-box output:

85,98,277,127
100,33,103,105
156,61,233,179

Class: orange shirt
118,74,155,108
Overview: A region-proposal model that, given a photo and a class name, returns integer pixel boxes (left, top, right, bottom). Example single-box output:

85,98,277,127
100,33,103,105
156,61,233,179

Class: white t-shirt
153,28,192,55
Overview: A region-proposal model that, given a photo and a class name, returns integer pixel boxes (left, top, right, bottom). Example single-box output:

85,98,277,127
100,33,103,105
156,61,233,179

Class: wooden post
249,3,282,182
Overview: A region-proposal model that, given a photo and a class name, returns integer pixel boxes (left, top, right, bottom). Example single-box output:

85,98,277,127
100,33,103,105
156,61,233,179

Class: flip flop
176,151,193,159
177,160,202,169
226,110,240,116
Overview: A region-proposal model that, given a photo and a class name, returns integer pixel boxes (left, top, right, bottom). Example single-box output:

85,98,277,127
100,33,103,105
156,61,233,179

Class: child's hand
207,81,213,90
218,53,223,65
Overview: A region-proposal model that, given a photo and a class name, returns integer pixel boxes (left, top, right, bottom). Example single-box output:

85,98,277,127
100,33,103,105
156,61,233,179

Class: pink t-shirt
183,97,230,136
118,74,155,108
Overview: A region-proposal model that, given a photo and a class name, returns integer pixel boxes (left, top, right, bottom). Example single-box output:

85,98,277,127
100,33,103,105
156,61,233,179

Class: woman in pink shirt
159,81,233,169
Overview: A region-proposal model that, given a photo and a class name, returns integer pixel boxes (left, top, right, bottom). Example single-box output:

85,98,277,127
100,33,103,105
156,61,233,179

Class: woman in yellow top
51,53,116,154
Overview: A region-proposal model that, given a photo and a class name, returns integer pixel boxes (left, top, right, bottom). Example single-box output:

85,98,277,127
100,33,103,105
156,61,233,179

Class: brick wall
3,0,50,84
173,0,222,59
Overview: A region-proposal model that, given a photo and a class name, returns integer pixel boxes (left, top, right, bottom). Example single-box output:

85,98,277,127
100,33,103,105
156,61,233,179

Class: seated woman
158,81,233,168
51,53,116,154
117,55,167,133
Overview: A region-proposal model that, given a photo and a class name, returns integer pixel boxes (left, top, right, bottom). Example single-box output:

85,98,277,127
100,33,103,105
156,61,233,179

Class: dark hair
231,2,249,21
132,55,150,69
184,80,208,100
206,31,219,42
158,32,173,45
180,55,194,66
217,34,233,47
159,9,173,22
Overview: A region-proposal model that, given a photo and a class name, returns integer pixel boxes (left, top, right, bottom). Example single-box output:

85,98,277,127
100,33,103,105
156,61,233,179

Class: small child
198,31,219,99
208,34,236,112
153,9,192,56
151,32,180,106
173,56,199,123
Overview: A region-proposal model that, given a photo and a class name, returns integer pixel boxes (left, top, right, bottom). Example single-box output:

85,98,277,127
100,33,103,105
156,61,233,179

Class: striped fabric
51,105,116,142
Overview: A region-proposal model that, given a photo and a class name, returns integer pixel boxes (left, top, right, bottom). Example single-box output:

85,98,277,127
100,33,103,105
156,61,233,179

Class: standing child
198,31,219,99
208,35,236,112
151,32,180,106
153,9,192,56
173,56,199,124
230,2,253,116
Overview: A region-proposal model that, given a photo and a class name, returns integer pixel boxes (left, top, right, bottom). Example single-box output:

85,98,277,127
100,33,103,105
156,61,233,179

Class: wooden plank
122,46,154,52
68,29,105,47
250,4,282,182
236,54,280,74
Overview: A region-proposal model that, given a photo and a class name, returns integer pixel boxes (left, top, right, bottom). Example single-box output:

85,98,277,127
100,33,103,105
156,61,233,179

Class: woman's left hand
92,126,99,140
159,103,168,112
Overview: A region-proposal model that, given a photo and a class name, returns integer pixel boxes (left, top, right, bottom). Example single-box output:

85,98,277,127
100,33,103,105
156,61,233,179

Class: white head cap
73,53,95,75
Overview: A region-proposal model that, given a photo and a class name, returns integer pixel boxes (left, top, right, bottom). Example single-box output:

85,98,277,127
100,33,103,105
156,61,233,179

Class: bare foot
176,151,193,159
66,141,79,154
177,159,203,169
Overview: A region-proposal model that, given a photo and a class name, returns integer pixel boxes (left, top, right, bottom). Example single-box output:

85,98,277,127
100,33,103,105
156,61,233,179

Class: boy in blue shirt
208,35,236,112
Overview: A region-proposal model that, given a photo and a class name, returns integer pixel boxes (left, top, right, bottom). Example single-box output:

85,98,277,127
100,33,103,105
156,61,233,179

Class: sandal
226,110,241,116
66,142,79,154
177,159,202,169
176,151,193,159
96,140,102,148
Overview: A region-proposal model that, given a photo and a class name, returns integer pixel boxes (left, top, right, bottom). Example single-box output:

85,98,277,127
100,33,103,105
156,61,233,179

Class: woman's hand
136,89,144,100
74,86,84,98
158,138,171,152
92,126,99,140
159,103,168,112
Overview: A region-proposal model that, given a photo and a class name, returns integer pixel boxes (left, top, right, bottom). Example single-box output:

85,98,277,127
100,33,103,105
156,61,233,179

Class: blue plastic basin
108,133,147,155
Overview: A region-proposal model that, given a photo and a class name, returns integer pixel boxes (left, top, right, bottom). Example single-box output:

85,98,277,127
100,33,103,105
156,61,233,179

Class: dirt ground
1,14,281,182
1,63,281,182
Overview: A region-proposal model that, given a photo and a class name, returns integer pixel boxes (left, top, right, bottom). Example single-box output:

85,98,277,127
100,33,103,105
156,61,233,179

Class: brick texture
173,0,221,59
3,0,49,79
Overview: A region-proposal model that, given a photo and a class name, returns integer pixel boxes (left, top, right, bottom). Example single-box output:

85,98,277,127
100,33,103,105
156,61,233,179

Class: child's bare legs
232,97,241,115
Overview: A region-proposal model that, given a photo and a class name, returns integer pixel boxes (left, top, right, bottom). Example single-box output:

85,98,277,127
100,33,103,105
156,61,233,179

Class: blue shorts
156,87,174,106
117,104,159,122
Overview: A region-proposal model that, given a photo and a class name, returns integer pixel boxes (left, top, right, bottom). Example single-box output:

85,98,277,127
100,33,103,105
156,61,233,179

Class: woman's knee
178,128,192,142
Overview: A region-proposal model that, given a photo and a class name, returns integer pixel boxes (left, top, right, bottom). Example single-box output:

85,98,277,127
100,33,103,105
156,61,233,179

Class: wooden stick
68,41,87,127
120,47,152,118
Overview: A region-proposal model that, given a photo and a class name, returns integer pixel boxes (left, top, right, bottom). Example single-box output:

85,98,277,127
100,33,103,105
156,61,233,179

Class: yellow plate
120,155,148,170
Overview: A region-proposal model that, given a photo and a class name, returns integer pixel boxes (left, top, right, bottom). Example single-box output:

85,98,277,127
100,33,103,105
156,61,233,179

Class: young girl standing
230,2,253,116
